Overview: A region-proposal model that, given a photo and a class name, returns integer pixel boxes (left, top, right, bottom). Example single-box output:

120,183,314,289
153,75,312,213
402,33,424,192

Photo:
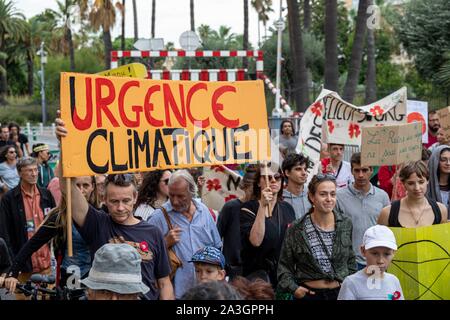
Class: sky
14,0,280,49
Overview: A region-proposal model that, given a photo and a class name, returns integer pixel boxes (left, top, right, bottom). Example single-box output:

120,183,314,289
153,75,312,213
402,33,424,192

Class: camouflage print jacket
277,211,357,296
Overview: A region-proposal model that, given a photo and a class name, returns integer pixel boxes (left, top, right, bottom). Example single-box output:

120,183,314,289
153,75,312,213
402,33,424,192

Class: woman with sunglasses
277,174,356,300
0,145,20,194
134,170,172,221
378,160,448,227
240,163,295,287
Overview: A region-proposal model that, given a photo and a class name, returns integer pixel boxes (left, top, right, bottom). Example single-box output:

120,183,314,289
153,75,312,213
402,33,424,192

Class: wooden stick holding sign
263,161,272,218
66,178,73,257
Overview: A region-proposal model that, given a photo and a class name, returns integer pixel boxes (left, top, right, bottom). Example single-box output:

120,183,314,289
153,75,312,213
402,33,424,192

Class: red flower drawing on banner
370,105,384,116
348,123,361,138
311,101,323,117
224,194,238,202
327,120,335,134
206,178,222,191
139,241,149,252
211,165,225,173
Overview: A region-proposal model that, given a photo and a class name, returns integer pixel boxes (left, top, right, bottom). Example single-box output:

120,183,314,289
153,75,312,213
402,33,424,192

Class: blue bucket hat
80,243,149,295
189,246,226,269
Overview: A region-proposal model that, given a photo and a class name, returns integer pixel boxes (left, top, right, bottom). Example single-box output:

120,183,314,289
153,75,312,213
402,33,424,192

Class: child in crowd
189,246,226,284
338,225,404,300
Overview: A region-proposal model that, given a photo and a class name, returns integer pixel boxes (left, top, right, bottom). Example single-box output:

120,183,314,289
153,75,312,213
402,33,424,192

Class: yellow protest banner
389,224,450,300
96,63,148,78
59,72,270,177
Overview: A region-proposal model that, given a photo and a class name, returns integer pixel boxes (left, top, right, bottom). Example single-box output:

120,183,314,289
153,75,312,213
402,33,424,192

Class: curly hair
135,170,171,209
280,119,296,136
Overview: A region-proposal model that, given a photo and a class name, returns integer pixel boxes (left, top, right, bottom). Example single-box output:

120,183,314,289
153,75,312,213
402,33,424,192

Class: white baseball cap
362,225,397,250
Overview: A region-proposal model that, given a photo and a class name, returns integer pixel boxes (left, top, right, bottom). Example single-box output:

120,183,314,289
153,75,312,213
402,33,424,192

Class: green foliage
396,0,450,86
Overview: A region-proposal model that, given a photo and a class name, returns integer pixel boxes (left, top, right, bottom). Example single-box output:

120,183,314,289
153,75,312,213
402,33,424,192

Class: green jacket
277,211,357,296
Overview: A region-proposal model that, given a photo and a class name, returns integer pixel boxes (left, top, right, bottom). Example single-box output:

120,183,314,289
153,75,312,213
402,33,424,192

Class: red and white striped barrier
147,69,247,81
110,50,264,80
260,74,292,114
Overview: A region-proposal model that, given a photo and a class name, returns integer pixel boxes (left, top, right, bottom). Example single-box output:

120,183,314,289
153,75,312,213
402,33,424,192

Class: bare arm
249,187,274,247
377,206,391,226
55,116,89,227
437,203,448,223
157,276,175,300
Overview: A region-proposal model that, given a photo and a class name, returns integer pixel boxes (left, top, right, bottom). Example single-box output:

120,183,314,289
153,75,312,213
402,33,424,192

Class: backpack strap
161,207,174,230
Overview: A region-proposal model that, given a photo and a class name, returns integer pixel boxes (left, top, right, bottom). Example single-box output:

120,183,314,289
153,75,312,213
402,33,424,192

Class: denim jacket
277,211,357,295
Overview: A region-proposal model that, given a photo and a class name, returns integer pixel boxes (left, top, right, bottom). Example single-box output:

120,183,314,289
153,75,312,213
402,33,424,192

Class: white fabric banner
296,87,407,167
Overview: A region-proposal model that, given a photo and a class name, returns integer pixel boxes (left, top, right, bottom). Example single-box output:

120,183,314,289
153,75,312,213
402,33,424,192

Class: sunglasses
261,173,283,181
107,173,135,184
160,178,170,185
316,173,336,181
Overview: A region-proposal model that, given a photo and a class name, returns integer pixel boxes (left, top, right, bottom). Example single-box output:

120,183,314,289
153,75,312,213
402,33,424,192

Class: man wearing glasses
0,157,56,298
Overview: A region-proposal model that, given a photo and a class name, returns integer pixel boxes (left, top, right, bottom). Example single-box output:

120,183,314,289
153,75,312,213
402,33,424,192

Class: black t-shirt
0,237,12,274
18,133,28,154
240,200,295,286
217,199,243,267
0,140,14,149
76,206,171,300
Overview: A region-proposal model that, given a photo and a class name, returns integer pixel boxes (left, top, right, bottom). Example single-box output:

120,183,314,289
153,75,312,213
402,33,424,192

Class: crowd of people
0,112,448,301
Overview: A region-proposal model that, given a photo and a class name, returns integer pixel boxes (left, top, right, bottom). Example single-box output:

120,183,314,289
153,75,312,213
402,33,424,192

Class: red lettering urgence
70,77,240,130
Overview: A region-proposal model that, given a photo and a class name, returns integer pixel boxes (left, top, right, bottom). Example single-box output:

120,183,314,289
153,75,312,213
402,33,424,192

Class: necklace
404,198,427,225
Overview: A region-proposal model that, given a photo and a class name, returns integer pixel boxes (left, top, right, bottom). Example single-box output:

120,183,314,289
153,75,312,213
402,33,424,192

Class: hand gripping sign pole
263,161,272,218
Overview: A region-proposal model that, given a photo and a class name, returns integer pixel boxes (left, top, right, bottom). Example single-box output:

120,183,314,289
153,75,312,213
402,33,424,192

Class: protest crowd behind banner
0,65,449,303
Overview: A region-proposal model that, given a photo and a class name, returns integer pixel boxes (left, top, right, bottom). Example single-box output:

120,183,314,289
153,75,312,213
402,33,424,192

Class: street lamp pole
40,42,47,124
274,0,285,116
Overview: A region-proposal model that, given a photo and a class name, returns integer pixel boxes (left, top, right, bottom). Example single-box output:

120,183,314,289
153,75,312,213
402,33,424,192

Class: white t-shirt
338,269,404,300
336,161,353,190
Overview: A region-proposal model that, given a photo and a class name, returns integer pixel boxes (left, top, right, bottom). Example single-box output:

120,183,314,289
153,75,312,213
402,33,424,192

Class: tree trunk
243,0,249,70
133,0,138,42
343,0,369,102
67,28,76,71
303,0,311,31
190,0,195,32
324,0,338,91
287,0,309,112
365,20,377,103
121,0,126,50
151,0,156,38
103,30,112,69
27,51,34,96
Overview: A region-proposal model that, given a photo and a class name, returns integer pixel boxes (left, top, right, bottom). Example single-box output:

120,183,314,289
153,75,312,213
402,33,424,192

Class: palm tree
324,0,338,91
243,0,249,69
365,0,376,103
0,0,26,102
190,0,195,32
251,0,272,47
287,0,309,112
342,0,369,102
81,0,119,69
51,0,79,71
303,0,311,31
132,0,138,42
120,0,125,50
151,0,155,38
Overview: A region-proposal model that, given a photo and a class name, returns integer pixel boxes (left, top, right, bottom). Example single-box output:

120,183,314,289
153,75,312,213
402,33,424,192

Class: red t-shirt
425,131,438,149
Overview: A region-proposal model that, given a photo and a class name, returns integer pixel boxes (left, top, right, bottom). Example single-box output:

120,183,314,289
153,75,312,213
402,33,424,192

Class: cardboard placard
437,106,450,141
361,122,422,166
